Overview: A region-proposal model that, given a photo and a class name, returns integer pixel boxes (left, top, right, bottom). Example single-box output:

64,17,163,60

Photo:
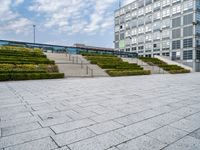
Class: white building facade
114,0,200,71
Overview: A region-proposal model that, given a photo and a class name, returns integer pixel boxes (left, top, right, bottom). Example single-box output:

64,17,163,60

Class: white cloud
29,0,116,35
0,0,32,35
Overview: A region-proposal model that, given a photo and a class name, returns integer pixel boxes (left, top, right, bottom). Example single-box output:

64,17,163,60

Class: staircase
46,53,109,78
122,58,168,74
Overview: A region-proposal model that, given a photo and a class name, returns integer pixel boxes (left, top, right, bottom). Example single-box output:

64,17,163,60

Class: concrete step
45,53,109,78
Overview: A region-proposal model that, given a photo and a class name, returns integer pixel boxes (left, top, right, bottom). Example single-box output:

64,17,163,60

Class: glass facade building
114,0,200,71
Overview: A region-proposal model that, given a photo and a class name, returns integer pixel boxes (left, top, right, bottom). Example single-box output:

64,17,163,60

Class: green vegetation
139,57,190,74
82,52,151,77
0,46,64,81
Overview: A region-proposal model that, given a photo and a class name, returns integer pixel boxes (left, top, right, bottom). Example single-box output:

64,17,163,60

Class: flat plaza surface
0,73,200,150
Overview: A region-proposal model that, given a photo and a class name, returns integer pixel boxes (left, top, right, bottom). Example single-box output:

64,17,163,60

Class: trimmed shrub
106,70,151,77
0,73,64,81
139,57,190,74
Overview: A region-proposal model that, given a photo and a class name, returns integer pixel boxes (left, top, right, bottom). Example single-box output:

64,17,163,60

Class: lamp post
33,25,36,44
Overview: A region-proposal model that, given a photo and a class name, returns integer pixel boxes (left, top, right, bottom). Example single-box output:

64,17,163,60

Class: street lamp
33,25,36,44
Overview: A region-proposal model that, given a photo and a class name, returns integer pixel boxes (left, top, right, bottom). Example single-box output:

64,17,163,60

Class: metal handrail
66,53,94,77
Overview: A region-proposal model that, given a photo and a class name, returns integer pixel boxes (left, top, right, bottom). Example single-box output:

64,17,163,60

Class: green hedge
106,70,151,77
0,51,46,58
0,73,64,81
0,64,58,73
0,60,55,64
139,57,190,74
82,53,151,77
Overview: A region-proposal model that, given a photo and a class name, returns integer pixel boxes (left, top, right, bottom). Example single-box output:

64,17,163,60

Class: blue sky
0,0,132,48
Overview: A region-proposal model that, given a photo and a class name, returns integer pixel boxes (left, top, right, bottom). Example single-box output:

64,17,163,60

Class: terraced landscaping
82,53,151,76
0,46,64,81
139,57,190,74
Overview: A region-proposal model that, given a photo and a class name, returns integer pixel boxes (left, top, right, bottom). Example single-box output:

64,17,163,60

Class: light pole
33,25,36,44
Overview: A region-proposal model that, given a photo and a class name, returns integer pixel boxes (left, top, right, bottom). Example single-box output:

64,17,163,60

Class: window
146,34,152,41
138,8,144,16
125,30,131,37
146,5,152,13
153,32,160,40
120,32,125,40
146,24,152,32
196,50,200,60
132,11,137,18
172,17,181,28
172,40,181,49
162,41,170,50
132,37,137,44
183,38,193,48
115,42,119,48
162,30,170,39
115,33,119,41
145,15,152,23
138,35,144,43
172,29,181,39
162,19,170,28
153,21,161,30
145,0,152,5
172,5,181,15
138,17,144,25
115,26,119,32
132,2,138,10
138,26,144,34
132,28,137,35
138,0,144,8
183,50,193,60
138,46,144,50
132,47,137,51
131,19,137,27
162,8,170,18
183,0,193,12
154,1,161,10
154,11,161,20
145,44,152,51
153,43,160,51
162,0,170,7
125,13,131,21
183,14,193,25
183,26,193,37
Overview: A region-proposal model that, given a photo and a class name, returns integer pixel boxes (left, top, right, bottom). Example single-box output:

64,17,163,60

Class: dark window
183,26,193,37
172,29,181,39
183,50,193,60
183,38,193,48
138,46,144,50
172,17,181,28
172,40,181,49
183,14,193,25
120,32,124,40
197,50,200,60
132,47,137,51
115,33,119,41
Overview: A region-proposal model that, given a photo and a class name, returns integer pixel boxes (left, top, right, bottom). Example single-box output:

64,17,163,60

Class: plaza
0,73,200,150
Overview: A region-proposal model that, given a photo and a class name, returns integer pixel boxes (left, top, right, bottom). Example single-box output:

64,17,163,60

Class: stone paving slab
0,73,200,149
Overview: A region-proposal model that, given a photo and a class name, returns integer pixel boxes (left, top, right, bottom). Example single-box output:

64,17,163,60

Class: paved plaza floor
0,73,200,150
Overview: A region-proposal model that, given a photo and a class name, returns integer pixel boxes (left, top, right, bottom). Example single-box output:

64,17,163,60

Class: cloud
0,0,32,35
29,0,116,35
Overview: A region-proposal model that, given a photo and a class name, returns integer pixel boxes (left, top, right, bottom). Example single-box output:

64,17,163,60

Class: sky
0,0,133,48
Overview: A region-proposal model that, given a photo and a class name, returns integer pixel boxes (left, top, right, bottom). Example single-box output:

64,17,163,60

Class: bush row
106,70,151,77
0,51,46,58
0,46,43,54
139,57,190,74
80,52,115,57
83,53,151,77
0,64,59,73
0,73,64,81
0,60,55,64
